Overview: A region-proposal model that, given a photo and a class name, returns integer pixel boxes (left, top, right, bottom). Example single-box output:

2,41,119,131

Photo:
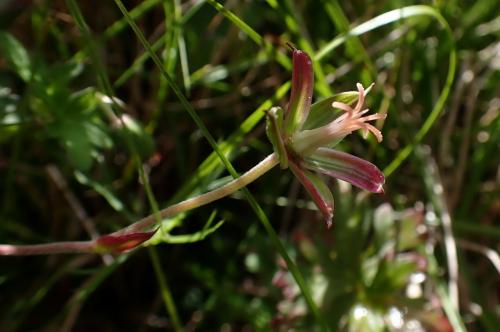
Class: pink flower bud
95,230,157,253
284,47,314,136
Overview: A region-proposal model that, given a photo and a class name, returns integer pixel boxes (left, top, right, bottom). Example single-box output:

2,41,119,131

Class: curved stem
0,154,279,256
119,153,279,234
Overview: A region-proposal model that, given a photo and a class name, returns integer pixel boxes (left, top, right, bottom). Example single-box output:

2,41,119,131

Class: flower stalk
0,46,386,255
0,154,279,255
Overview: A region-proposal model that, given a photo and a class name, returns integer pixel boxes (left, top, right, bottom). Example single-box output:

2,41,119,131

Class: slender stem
0,154,278,256
137,155,184,332
253,200,330,331
118,153,279,234
149,248,184,332
0,241,94,255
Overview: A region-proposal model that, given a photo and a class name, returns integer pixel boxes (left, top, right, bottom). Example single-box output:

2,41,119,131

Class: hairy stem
0,153,278,256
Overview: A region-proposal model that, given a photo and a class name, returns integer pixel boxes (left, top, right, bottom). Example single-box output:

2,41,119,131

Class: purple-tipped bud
284,47,314,136
95,230,157,253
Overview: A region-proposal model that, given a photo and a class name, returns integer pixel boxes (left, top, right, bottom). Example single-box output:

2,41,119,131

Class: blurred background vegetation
0,0,498,331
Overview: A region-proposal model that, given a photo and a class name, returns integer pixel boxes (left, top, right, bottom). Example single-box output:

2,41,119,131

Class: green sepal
265,106,288,169
302,90,364,130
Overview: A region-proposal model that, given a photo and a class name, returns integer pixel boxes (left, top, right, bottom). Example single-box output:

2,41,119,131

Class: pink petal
289,161,334,227
304,147,385,193
284,47,314,136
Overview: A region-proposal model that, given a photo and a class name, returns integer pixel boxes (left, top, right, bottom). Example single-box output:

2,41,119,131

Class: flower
266,46,386,227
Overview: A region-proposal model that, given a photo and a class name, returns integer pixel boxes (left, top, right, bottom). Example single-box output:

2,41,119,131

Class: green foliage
0,0,498,331
0,31,31,81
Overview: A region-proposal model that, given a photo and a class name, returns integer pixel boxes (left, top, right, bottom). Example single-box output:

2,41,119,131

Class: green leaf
156,220,225,244
55,120,94,171
0,31,31,81
366,258,416,300
347,305,386,332
50,113,113,171
48,61,84,84
74,170,125,213
148,210,225,244
85,121,113,150
373,203,395,247
114,114,155,159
